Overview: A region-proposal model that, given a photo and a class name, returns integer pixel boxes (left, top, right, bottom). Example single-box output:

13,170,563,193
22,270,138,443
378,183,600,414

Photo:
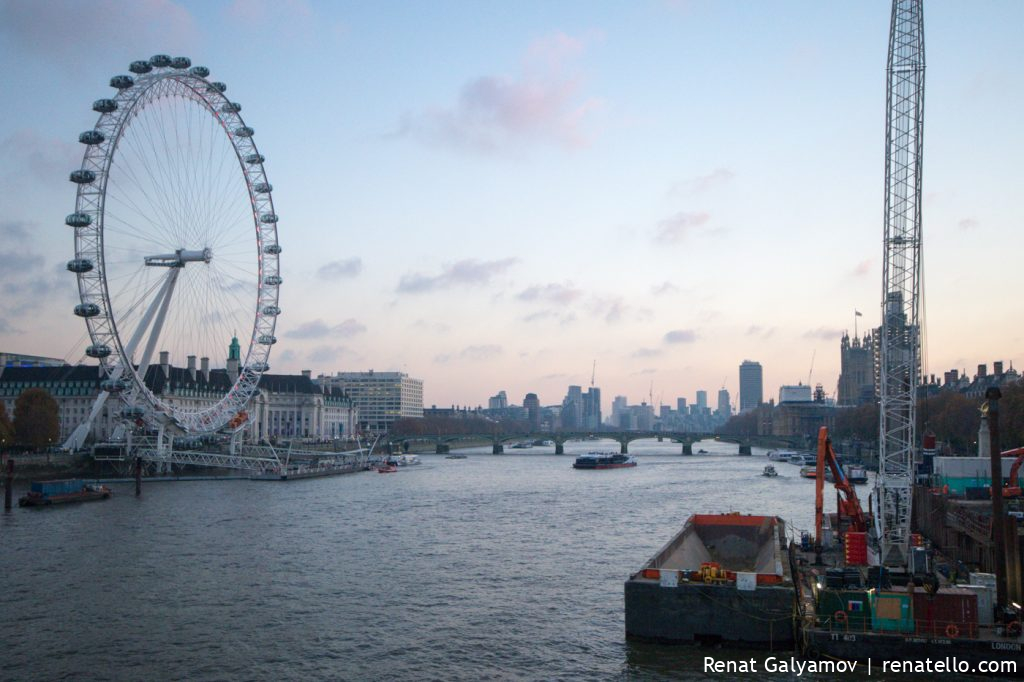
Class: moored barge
19,479,112,507
625,513,794,647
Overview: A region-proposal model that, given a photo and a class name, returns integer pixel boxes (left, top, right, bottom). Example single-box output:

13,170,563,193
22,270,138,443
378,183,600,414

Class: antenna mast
876,0,925,567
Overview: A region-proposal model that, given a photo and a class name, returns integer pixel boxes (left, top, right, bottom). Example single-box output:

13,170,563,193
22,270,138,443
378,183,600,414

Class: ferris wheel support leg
135,268,181,389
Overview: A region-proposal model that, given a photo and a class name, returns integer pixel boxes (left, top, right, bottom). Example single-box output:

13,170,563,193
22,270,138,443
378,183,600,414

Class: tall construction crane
875,0,925,568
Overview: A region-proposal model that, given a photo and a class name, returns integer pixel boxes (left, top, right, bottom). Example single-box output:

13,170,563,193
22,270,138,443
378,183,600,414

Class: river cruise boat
572,452,637,469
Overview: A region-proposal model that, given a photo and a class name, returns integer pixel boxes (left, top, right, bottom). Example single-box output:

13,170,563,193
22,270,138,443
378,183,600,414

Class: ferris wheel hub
144,248,212,267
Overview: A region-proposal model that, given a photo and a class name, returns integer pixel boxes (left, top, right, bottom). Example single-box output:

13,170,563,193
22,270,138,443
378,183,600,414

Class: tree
13,388,59,451
0,401,13,450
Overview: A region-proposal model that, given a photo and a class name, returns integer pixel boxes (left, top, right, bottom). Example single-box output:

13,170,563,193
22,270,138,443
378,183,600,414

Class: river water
1,439,846,681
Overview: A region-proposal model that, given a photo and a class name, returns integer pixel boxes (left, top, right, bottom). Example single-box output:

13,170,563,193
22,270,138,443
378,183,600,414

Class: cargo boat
625,513,794,647
19,479,112,507
572,453,636,469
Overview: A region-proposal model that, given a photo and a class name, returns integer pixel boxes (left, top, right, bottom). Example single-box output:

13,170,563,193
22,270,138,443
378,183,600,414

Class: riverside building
318,370,423,434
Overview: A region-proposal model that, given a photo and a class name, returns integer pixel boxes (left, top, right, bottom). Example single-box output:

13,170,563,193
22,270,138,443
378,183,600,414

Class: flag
855,310,862,317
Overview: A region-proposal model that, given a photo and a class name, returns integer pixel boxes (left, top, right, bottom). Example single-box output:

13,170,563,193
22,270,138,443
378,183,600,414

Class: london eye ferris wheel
67,55,281,438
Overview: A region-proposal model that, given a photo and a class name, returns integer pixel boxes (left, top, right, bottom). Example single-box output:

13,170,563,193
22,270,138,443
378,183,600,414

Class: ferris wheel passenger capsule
245,153,265,164
149,54,172,68
264,275,282,286
66,258,94,273
253,182,272,194
258,335,277,345
262,305,281,316
222,102,242,113
74,303,100,318
250,361,269,373
259,213,278,223
66,212,92,227
109,75,134,90
79,130,105,145
129,60,153,74
93,99,118,113
263,244,282,255
85,344,111,359
70,170,96,184
208,82,227,93
234,126,254,138
190,66,210,78
171,57,191,69
122,406,146,418
100,378,128,393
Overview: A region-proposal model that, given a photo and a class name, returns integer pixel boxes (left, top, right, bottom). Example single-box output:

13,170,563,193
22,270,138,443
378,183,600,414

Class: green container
817,589,872,630
871,591,914,633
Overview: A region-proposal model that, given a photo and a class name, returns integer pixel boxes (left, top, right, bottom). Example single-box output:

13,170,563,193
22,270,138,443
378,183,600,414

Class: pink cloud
670,168,735,196
398,31,601,153
851,259,871,277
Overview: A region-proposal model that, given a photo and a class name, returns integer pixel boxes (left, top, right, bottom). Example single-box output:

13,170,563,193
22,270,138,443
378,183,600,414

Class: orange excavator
814,426,868,549
993,447,1024,498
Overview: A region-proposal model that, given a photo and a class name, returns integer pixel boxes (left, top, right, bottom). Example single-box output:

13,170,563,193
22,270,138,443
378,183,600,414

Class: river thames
1,440,848,680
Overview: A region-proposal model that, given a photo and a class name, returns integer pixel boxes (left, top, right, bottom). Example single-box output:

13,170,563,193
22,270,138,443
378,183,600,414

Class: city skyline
1,1,1022,414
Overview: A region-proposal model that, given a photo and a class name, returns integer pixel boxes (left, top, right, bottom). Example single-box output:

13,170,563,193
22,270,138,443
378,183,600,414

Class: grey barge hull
625,513,794,647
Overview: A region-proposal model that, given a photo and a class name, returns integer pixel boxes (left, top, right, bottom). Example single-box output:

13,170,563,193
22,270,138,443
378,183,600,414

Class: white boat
788,453,816,465
768,450,795,462
762,465,778,478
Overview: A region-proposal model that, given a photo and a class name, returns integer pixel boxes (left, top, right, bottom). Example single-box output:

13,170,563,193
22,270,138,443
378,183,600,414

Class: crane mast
875,0,925,567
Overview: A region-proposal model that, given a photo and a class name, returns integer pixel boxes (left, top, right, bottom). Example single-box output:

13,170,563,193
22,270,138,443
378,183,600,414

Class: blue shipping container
31,479,83,495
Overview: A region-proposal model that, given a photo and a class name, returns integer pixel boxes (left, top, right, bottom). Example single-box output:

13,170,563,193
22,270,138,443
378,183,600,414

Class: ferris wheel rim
69,56,281,435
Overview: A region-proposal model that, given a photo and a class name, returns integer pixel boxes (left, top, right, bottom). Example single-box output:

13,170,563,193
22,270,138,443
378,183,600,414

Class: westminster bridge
384,431,799,455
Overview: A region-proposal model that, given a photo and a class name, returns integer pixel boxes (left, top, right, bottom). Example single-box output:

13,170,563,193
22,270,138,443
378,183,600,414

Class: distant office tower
837,332,876,406
583,386,601,430
717,389,730,417
562,385,584,428
739,360,763,412
696,390,708,410
611,395,628,426
676,397,687,413
523,393,541,429
488,390,508,410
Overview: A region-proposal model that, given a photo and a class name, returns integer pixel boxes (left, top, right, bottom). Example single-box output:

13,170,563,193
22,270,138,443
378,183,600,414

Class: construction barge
624,513,794,648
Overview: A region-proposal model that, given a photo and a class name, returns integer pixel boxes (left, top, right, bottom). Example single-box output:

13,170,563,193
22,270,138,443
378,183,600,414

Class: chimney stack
977,364,987,379
302,369,311,379
187,355,197,381
994,361,1004,376
160,351,170,377
200,357,210,382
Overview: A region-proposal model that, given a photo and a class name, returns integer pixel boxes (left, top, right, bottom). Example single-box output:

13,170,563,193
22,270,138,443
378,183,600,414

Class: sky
1,0,1022,415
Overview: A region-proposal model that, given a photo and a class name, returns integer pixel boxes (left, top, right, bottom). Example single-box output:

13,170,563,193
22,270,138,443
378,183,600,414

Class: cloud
653,212,711,244
397,257,518,293
746,325,776,339
435,344,504,364
670,168,735,196
651,281,679,296
395,31,601,153
0,0,199,71
307,345,354,364
803,327,843,341
1,129,80,184
664,329,697,344
632,348,663,359
460,344,502,361
586,296,651,325
631,368,657,376
284,318,366,339
317,258,363,280
517,282,583,305
0,319,22,334
276,349,297,364
851,260,871,277
958,218,980,231
412,319,452,334
522,310,576,325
